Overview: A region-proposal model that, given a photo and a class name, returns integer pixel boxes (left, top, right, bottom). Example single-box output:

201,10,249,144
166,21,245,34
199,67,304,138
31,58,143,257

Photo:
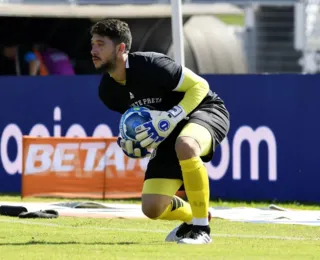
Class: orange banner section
22,136,147,199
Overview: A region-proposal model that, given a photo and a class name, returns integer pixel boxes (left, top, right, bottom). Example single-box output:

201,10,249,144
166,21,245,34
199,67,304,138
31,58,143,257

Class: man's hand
117,137,151,158
135,105,187,149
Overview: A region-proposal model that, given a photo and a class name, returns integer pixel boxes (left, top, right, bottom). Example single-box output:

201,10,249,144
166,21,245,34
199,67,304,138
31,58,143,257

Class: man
33,44,75,76
92,19,230,244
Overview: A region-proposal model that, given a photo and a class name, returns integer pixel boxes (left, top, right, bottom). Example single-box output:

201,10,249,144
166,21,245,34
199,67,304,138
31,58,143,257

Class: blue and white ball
119,107,152,140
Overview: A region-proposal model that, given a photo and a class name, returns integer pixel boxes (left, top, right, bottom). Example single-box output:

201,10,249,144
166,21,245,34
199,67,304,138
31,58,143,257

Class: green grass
0,194,320,259
0,216,319,259
215,14,244,26
2,193,320,210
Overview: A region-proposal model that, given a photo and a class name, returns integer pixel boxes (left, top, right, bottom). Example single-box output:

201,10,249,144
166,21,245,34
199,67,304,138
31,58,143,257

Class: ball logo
120,107,151,140
158,120,170,131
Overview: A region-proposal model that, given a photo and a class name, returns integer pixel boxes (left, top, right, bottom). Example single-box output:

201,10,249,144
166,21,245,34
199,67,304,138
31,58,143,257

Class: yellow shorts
142,122,213,196
178,122,213,157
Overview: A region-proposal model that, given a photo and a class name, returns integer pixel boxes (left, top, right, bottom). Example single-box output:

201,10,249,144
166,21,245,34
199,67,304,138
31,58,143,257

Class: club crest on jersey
158,120,170,131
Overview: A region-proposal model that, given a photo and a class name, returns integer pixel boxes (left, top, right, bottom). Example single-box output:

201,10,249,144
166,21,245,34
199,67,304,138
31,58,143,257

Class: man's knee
141,194,172,219
141,204,165,219
175,136,201,160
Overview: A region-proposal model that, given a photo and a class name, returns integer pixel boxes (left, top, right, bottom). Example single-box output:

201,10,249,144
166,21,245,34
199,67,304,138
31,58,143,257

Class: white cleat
166,211,213,242
165,222,193,242
177,230,212,244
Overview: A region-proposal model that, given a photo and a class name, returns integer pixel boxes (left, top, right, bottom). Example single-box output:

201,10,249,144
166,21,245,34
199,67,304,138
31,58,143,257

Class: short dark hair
90,19,132,52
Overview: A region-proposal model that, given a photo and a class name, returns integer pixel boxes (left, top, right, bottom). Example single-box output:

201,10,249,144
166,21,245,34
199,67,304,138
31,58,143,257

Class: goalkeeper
92,19,230,245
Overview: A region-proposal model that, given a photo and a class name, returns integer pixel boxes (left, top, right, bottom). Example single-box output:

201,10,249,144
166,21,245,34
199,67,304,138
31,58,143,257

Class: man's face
91,34,117,72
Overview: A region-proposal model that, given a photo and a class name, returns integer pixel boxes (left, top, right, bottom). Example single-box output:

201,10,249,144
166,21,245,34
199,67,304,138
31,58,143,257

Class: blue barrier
0,74,320,203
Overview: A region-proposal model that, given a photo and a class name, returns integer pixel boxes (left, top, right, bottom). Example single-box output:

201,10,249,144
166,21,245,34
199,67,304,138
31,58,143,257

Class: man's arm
174,67,209,115
147,55,209,115
135,56,210,148
24,51,40,76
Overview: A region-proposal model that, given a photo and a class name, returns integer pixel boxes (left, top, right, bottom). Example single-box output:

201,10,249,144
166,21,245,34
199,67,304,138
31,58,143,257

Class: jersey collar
125,55,129,68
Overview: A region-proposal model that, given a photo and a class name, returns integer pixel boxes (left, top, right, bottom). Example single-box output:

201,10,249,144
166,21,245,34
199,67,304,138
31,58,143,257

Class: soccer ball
119,107,152,141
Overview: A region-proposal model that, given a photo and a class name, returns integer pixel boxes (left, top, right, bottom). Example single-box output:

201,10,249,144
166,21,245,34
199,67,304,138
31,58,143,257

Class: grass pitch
0,195,319,260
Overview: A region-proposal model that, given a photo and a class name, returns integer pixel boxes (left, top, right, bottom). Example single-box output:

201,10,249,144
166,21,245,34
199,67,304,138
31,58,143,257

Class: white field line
0,219,318,241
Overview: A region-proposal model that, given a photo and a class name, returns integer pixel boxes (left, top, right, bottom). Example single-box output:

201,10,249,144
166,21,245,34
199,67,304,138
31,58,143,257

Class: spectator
0,43,40,76
33,44,75,76
0,43,75,76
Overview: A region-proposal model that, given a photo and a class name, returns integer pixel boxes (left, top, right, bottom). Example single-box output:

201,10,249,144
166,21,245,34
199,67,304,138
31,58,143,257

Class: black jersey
98,52,221,114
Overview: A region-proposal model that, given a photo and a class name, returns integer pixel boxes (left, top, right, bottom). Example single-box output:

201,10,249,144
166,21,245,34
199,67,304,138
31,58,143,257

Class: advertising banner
22,136,146,199
1,75,320,203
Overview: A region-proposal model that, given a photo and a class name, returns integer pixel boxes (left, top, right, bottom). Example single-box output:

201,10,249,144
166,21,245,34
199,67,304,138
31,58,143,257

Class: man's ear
118,43,126,54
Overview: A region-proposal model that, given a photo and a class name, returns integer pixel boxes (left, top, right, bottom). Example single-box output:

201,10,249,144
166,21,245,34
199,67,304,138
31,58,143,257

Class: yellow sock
179,156,210,225
156,196,193,223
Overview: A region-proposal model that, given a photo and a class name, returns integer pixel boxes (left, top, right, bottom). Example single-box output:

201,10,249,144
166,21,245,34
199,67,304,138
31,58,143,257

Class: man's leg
141,178,195,241
141,178,192,222
175,122,213,244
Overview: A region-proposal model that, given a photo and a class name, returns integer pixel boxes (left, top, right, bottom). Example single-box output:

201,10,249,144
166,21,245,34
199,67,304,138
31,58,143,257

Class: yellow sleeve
174,67,209,115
